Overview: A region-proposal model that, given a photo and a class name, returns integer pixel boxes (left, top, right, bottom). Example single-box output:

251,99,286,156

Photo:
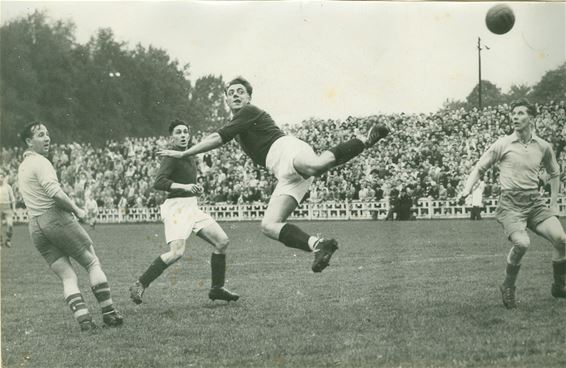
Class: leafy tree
503,84,531,104
529,62,566,104
189,75,230,131
466,80,503,109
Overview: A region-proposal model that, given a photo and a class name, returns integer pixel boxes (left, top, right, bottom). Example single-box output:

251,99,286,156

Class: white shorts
265,136,315,204
160,197,215,243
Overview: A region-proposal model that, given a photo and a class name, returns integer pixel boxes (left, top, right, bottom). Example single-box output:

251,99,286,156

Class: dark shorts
495,190,557,238
28,207,92,265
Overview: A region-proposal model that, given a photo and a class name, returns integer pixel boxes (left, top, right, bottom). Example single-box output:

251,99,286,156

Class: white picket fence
11,197,566,224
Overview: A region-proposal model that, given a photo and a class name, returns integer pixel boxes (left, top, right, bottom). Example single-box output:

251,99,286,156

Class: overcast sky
2,1,565,125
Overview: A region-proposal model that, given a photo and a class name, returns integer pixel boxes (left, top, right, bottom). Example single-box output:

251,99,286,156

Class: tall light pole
477,37,489,110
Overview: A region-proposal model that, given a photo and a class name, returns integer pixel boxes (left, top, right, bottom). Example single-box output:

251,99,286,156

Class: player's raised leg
261,194,338,272
50,256,96,331
534,216,566,298
293,122,389,177
197,222,239,302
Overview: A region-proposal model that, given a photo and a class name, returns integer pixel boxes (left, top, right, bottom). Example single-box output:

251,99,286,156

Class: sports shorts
160,197,215,243
28,207,92,265
495,190,558,238
265,136,315,204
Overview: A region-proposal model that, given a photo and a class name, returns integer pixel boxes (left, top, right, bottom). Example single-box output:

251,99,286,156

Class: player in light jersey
159,77,389,273
459,99,566,308
0,171,16,247
17,122,123,331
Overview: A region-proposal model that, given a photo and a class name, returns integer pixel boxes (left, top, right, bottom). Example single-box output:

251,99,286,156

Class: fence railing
11,196,566,224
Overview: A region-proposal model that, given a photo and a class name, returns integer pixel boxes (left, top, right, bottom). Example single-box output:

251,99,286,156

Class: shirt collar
510,130,539,144
23,150,43,159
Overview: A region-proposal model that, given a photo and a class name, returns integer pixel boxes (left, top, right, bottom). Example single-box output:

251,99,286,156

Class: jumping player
17,122,123,331
129,119,239,304
458,99,566,308
159,77,389,272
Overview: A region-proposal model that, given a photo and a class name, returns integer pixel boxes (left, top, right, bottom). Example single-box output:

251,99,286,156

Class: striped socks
92,282,116,316
65,293,92,324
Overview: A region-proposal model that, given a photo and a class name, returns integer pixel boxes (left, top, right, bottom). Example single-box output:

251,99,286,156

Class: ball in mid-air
485,4,515,35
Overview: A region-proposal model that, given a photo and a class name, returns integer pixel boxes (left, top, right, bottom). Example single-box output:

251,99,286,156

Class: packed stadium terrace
2,101,565,210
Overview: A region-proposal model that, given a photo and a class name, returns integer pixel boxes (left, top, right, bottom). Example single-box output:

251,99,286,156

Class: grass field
1,219,566,368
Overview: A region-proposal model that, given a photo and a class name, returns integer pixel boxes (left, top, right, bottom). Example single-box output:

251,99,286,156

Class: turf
2,219,565,367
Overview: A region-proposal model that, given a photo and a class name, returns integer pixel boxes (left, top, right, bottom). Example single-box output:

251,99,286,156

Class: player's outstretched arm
457,166,481,204
158,133,224,158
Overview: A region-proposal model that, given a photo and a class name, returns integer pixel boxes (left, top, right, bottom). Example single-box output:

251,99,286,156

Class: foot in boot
129,281,145,305
102,309,124,327
209,287,239,302
364,123,390,148
312,238,338,273
500,284,517,309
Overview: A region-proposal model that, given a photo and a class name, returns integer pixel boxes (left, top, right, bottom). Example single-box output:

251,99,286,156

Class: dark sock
211,253,226,289
553,260,566,287
138,256,169,288
278,223,311,252
503,263,521,287
328,138,365,166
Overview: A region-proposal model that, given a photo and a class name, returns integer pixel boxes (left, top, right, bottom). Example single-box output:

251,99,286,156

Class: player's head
168,119,190,149
225,77,252,112
20,121,50,156
510,99,536,131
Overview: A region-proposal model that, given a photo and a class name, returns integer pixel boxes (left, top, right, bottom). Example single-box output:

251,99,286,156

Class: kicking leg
293,123,389,177
50,256,95,331
198,223,239,301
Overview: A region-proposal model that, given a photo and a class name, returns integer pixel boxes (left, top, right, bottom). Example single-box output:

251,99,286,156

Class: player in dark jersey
129,119,239,305
159,77,389,273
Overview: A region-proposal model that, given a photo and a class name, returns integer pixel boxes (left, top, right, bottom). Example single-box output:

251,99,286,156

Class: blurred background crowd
2,101,565,213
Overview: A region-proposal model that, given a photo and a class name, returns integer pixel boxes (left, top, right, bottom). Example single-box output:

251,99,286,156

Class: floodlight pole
477,37,483,110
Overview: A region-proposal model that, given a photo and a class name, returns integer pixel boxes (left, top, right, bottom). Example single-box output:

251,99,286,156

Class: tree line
1,11,230,147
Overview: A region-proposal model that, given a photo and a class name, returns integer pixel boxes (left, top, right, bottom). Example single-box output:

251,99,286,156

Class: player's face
225,84,251,112
510,106,532,132
171,124,190,149
26,124,50,156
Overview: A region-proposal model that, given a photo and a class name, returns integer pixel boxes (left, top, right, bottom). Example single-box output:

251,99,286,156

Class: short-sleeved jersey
154,148,199,199
475,131,560,191
17,151,61,217
217,104,286,167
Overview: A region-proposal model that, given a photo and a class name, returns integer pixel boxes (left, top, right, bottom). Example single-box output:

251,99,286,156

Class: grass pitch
2,219,565,367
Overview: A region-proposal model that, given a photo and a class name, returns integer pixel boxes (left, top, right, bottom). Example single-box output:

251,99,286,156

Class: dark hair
225,76,253,96
510,99,537,116
20,121,45,145
168,119,189,134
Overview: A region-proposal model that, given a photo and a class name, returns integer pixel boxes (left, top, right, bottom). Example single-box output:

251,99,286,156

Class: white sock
308,236,321,251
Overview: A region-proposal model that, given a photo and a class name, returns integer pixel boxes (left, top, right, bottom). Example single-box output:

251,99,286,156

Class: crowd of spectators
1,101,565,212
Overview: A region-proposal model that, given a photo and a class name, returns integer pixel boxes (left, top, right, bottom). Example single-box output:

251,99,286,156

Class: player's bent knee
216,237,230,253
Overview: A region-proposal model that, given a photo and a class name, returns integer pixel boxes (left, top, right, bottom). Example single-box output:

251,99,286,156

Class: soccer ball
485,4,515,35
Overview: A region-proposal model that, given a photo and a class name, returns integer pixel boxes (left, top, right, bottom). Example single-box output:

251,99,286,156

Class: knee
512,233,530,251
169,241,186,260
215,236,230,253
554,233,566,249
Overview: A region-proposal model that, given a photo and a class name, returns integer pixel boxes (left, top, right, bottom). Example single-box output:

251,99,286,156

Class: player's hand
185,184,203,195
75,208,87,221
456,192,468,206
157,149,184,159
